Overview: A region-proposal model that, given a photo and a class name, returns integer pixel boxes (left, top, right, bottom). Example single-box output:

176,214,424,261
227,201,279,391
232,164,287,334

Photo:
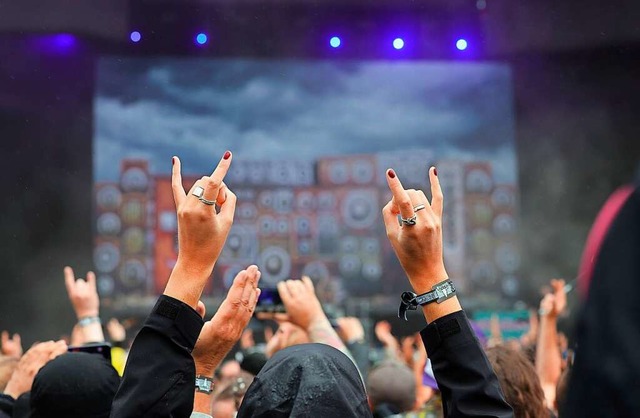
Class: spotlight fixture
392,38,405,50
195,33,208,45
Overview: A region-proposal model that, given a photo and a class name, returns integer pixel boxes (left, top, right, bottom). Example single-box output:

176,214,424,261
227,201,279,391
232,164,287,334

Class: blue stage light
195,33,208,45
130,31,141,43
393,38,405,50
330,36,341,48
456,39,468,51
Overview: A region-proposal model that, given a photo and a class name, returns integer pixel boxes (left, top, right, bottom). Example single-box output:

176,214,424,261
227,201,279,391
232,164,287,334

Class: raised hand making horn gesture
164,151,237,309
382,167,461,323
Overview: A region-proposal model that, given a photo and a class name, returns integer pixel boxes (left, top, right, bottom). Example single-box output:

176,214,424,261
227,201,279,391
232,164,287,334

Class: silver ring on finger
199,196,216,206
400,213,417,226
192,186,216,206
413,204,426,212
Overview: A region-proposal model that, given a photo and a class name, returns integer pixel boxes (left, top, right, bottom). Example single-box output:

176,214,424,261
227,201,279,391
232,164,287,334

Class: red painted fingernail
434,167,438,176
172,157,175,166
387,169,396,179
223,151,231,160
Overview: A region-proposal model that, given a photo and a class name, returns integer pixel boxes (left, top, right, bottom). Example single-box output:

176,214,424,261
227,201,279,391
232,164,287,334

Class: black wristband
398,279,456,321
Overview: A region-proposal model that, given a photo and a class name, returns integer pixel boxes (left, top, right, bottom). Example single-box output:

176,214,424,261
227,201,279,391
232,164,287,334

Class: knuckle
398,199,412,210
422,220,436,232
204,177,220,189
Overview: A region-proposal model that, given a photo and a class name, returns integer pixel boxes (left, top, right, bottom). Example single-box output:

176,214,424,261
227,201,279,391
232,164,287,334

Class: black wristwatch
398,279,456,320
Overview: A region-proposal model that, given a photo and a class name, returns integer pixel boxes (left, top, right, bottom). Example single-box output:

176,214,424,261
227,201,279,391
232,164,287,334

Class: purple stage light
330,36,341,48
51,34,76,49
130,31,142,43
33,34,78,55
393,38,405,50
195,33,208,45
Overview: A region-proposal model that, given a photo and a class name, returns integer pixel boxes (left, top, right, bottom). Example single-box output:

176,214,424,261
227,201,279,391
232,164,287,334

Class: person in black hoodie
563,178,640,417
237,343,372,418
29,352,120,418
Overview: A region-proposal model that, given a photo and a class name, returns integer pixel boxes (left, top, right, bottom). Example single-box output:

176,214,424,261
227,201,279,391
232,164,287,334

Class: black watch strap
398,279,456,321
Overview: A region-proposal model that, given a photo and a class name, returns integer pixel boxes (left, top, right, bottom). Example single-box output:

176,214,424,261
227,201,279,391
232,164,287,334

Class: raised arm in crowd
382,167,513,418
108,154,514,418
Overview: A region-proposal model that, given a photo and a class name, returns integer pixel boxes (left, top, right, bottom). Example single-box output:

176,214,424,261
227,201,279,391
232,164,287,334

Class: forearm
536,315,562,407
308,317,355,363
409,268,463,324
164,260,213,309
79,322,105,343
193,355,225,415
193,392,213,415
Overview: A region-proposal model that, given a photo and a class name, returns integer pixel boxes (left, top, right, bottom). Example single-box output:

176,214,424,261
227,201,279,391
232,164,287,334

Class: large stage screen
93,58,519,311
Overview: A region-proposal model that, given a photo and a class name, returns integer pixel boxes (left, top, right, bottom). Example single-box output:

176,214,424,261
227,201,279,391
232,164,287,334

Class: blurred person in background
367,360,416,417
563,176,640,417
536,279,568,413
486,345,548,418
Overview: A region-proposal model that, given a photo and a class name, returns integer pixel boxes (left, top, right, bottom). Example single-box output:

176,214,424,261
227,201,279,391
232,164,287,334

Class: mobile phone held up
255,287,286,313
68,342,112,362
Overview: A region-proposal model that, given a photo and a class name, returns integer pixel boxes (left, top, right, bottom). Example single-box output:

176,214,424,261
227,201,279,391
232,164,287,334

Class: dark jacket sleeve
0,394,14,417
110,295,204,418
420,310,513,418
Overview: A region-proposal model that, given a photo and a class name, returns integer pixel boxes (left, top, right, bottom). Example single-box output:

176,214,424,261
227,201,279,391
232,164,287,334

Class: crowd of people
0,151,637,417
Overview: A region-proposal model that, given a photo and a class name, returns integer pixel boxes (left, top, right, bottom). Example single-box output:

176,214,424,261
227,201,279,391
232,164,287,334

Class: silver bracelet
77,316,101,327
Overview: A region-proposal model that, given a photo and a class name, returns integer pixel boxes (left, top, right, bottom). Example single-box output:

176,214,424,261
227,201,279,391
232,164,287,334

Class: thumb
196,301,206,319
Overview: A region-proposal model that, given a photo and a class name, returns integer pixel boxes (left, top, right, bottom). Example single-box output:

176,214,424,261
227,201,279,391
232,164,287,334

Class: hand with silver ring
164,151,237,309
192,186,216,206
382,166,460,322
382,166,461,322
397,204,427,226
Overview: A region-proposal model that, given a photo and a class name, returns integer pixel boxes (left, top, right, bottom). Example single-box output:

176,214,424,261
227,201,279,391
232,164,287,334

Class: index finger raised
385,169,414,220
64,266,76,294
